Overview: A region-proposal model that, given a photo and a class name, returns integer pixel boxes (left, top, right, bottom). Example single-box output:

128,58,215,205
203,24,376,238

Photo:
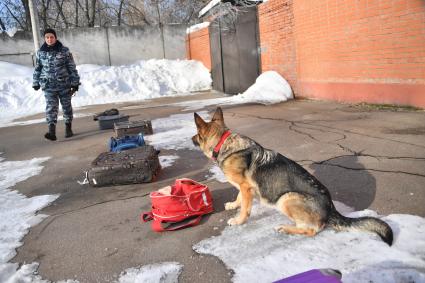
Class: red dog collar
212,130,232,160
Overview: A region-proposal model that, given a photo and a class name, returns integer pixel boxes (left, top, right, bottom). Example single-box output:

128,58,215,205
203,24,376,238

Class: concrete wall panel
59,28,110,65
108,26,163,65
0,32,34,65
164,25,187,60
0,25,187,67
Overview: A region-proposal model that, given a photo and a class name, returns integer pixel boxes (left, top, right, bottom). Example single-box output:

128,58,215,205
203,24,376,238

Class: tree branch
117,0,124,26
89,0,96,27
54,0,69,28
0,16,7,31
4,3,25,30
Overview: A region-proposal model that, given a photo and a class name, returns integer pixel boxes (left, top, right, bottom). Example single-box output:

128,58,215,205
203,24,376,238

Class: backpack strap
154,215,203,232
141,212,153,222
142,213,203,232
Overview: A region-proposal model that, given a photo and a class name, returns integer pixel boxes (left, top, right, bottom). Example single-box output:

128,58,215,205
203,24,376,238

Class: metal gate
209,6,260,94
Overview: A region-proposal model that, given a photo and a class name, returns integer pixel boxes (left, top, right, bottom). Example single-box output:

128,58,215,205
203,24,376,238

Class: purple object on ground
273,269,342,283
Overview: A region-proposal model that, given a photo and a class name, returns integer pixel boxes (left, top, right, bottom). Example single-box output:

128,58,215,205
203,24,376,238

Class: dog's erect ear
212,107,224,124
194,112,207,130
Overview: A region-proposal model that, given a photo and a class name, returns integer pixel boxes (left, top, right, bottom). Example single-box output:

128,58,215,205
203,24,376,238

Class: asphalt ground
1,91,424,282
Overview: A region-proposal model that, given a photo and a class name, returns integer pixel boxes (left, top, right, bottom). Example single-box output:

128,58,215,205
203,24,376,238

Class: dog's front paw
227,217,245,226
274,225,288,234
225,201,239,210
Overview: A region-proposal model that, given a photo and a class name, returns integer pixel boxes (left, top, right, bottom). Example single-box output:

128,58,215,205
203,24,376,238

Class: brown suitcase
114,120,153,138
98,114,129,130
87,146,160,187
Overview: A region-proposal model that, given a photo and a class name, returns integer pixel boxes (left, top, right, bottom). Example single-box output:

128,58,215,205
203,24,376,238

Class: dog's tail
327,208,393,246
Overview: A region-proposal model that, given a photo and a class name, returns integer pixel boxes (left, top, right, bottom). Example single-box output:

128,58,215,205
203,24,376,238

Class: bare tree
84,0,90,25
0,16,6,31
122,1,150,26
75,0,79,26
20,0,31,29
203,0,259,32
39,0,51,29
117,0,124,26
89,0,96,26
2,0,27,30
54,0,69,28
1,0,213,32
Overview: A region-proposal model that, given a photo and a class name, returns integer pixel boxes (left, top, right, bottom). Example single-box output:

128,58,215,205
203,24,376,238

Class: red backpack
141,179,213,232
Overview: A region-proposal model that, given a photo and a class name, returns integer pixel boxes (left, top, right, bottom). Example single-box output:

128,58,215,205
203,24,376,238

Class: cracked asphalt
1,92,424,282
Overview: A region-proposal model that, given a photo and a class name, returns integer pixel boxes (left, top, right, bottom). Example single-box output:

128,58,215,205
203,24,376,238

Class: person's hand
71,85,78,95
33,85,40,91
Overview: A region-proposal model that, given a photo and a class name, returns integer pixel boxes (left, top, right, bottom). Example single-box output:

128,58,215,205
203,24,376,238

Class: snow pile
240,71,293,104
0,59,212,125
0,155,59,282
0,61,33,77
175,71,293,111
117,262,183,283
194,201,425,283
75,60,211,106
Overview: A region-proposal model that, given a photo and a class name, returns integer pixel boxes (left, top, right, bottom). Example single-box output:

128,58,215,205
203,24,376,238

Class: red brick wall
258,0,425,108
186,27,212,71
258,0,298,94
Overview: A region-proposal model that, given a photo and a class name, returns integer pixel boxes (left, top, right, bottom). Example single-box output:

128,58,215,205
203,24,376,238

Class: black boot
44,124,57,141
65,122,73,138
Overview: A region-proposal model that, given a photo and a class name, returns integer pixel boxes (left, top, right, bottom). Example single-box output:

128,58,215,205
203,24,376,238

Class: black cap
43,28,57,38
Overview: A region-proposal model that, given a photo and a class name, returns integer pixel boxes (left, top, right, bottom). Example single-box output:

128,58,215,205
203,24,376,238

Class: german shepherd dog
192,107,393,245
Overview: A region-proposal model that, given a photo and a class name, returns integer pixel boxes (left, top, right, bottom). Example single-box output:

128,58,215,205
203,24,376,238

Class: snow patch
206,165,227,183
193,201,425,283
187,22,210,34
145,111,210,150
0,156,59,282
159,155,180,168
117,262,183,283
199,0,221,17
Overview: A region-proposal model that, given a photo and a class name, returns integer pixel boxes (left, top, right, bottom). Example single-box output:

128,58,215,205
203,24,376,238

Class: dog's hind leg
225,191,242,210
227,182,254,226
275,192,325,237
275,225,318,236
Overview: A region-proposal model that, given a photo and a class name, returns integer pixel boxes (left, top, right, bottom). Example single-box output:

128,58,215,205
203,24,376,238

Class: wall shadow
310,156,376,211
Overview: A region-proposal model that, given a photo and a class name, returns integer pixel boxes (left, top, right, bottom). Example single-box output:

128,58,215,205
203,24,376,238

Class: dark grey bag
87,146,161,187
97,114,129,130
93,108,119,121
114,120,153,138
